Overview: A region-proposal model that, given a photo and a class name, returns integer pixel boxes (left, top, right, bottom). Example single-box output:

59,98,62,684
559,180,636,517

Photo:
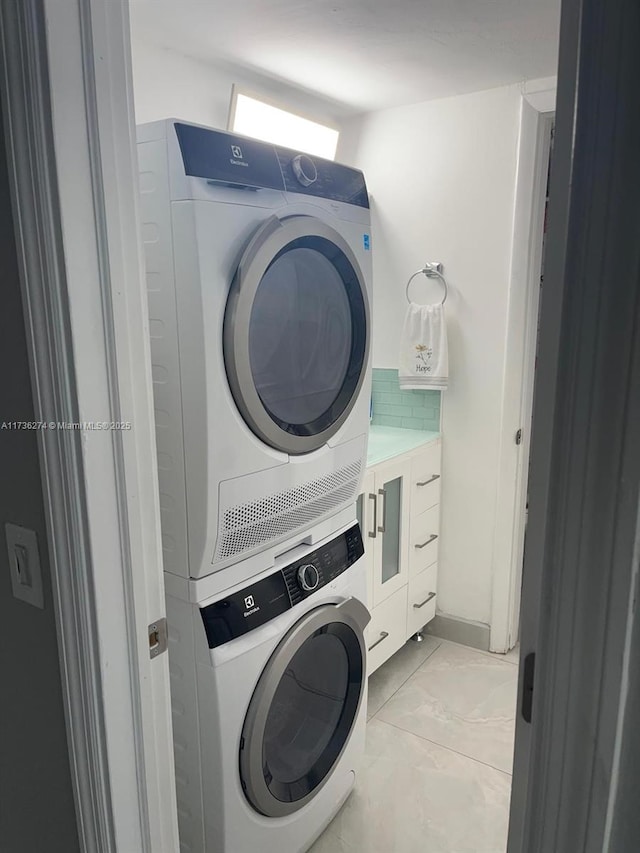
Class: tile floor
309,638,519,853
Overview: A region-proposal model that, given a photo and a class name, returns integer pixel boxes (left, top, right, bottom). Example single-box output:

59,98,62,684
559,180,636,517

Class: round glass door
224,216,369,455
239,603,366,817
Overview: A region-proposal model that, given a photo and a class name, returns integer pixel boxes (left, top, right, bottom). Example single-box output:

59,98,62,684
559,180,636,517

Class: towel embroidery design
415,343,433,373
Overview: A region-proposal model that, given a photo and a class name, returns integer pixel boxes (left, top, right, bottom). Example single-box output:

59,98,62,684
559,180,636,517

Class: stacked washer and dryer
137,119,373,853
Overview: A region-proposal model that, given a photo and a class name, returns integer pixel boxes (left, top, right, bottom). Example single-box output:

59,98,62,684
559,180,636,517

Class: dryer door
224,215,370,455
239,597,369,817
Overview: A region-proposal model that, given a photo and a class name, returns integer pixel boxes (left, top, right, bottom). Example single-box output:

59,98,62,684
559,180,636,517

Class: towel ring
405,263,448,306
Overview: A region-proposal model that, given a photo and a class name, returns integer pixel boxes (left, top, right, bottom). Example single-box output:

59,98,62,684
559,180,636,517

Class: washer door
224,215,370,455
239,597,369,817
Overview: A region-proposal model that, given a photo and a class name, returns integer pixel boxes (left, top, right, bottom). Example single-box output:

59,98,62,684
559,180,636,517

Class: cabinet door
356,469,376,609
366,585,408,674
372,457,412,608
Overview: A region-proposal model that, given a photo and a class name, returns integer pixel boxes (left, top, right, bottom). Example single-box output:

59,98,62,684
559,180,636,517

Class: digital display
317,537,347,579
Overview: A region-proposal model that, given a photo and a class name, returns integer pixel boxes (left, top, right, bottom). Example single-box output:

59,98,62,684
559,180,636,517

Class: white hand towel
399,302,449,390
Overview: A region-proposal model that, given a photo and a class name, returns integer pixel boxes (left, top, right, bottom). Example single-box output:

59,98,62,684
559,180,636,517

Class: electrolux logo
230,144,249,168
243,593,259,618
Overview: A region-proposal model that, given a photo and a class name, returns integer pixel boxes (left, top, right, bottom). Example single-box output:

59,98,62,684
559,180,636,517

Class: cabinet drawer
410,443,442,517
365,585,408,675
410,504,440,578
407,564,438,637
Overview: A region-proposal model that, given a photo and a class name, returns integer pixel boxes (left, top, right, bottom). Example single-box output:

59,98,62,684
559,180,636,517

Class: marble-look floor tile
368,635,441,719
376,643,518,773
308,718,511,853
307,824,345,853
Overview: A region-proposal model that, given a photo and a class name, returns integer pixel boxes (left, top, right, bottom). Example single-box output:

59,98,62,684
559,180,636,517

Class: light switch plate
5,523,44,609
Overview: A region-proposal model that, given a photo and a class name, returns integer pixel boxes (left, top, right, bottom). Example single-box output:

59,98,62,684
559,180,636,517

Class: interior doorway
509,122,555,648
491,95,556,654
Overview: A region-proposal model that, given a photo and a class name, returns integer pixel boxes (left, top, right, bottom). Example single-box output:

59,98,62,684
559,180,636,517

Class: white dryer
165,520,370,853
137,120,372,582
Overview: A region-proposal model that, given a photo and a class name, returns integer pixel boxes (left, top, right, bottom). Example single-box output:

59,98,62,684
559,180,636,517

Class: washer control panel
282,524,363,607
200,524,364,649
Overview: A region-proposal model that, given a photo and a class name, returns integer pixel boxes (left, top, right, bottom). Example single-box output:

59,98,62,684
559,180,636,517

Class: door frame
490,79,556,653
0,1,178,850
508,0,640,846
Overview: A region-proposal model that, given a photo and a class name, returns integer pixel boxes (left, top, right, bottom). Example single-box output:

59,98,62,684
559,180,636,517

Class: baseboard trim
424,613,491,651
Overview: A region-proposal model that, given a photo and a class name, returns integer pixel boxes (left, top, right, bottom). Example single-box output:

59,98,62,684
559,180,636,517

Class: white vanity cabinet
357,437,442,674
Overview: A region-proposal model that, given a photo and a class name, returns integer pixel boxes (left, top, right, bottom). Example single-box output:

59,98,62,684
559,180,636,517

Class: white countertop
366,425,440,467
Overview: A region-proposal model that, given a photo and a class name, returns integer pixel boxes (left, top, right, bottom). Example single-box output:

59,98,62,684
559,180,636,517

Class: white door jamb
490,79,556,653
0,0,179,849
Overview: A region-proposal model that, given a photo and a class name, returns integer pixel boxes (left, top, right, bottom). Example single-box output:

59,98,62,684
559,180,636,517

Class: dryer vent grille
216,461,362,560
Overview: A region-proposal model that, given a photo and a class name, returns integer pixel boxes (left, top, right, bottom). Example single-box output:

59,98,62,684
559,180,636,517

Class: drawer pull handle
415,534,438,550
368,631,389,652
368,493,377,539
417,474,440,487
414,592,436,609
377,487,387,533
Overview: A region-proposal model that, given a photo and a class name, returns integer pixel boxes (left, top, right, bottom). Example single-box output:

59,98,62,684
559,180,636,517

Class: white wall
130,38,352,130
344,85,523,625
131,38,228,128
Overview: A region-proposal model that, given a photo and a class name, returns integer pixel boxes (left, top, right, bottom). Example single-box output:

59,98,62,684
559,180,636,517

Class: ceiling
129,0,561,115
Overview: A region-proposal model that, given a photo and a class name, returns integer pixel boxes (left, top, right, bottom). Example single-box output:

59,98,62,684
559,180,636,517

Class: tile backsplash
371,368,441,432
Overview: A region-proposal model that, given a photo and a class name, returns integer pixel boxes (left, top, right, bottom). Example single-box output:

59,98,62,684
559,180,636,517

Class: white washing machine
165,520,370,853
137,120,372,583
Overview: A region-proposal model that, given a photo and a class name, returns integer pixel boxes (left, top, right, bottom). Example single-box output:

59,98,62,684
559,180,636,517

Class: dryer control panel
200,524,364,649
173,121,369,208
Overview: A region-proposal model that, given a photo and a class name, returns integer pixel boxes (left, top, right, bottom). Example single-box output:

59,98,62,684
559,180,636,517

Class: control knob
291,154,317,187
297,563,320,592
